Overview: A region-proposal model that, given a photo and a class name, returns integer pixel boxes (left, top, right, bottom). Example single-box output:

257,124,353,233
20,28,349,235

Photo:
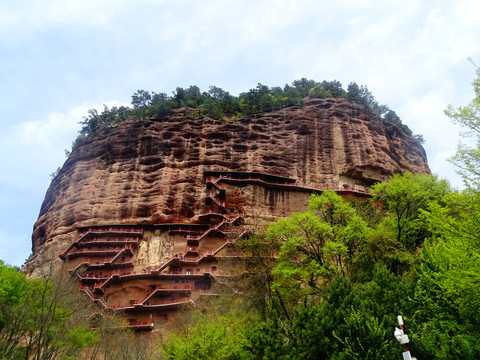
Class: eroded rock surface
24,98,430,332
28,99,430,268
27,97,429,276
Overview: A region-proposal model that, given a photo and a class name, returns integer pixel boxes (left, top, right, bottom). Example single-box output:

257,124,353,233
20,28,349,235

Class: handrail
66,244,135,256
58,228,142,260
208,175,371,196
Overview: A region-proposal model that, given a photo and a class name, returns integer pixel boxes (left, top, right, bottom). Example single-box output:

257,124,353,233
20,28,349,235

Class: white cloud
0,0,122,36
0,101,128,192
0,0,479,267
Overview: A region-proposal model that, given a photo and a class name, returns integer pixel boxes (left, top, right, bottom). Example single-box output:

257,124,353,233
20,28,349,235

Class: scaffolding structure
58,171,371,331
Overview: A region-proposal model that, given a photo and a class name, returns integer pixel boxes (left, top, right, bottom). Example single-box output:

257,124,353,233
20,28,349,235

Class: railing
128,320,153,329
109,248,135,264
186,215,242,241
93,280,108,290
149,284,192,292
158,222,251,273
167,226,206,234
208,175,371,196
210,175,298,187
78,272,110,280
197,210,225,217
107,297,192,310
58,227,142,260
205,178,226,191
334,187,371,195
81,237,140,245
75,228,143,245
167,267,215,275
79,285,108,307
146,297,191,307
82,227,144,236
205,193,226,208
65,244,135,256
68,255,135,273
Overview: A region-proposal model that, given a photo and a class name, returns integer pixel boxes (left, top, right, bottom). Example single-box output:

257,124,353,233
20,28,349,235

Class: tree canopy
445,71,480,189
76,78,414,146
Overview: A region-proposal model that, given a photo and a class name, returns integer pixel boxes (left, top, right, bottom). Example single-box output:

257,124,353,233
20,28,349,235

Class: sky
0,0,479,267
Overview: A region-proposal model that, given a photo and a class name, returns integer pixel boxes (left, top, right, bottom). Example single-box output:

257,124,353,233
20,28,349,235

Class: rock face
26,98,430,332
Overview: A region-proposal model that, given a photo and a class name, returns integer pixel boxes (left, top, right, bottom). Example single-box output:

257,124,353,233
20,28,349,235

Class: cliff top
74,79,416,146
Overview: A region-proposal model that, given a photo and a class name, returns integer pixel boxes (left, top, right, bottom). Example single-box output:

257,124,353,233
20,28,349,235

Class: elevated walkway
61,171,371,329
204,170,371,197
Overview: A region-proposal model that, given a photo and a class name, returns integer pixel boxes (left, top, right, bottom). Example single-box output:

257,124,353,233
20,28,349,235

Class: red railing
208,174,371,197
127,320,153,329
65,244,135,257
205,193,226,208
81,237,140,245
78,272,110,280
82,227,144,235
147,297,191,306
58,227,142,260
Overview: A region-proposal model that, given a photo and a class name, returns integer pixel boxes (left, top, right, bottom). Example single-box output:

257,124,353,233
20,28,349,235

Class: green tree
267,192,371,306
244,310,288,360
321,80,346,98
0,262,98,359
411,190,480,359
371,173,449,248
79,105,130,137
151,92,175,119
445,72,480,189
161,297,256,360
347,82,377,110
23,266,98,360
131,89,152,109
332,309,393,360
0,261,29,358
199,98,224,120
308,80,347,99
207,85,227,100
291,78,318,97
235,233,281,320
321,267,414,359
244,266,414,360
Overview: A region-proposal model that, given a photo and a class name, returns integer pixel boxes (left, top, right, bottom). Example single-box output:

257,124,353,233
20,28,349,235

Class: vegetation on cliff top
76,79,413,144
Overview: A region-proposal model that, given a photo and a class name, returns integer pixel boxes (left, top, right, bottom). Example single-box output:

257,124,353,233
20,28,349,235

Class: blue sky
1,0,479,267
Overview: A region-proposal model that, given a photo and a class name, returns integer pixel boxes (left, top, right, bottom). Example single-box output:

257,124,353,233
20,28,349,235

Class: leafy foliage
0,262,153,360
160,297,256,360
410,189,480,359
371,173,450,248
266,191,371,304
76,79,414,147
0,262,98,360
445,73,480,188
245,265,414,360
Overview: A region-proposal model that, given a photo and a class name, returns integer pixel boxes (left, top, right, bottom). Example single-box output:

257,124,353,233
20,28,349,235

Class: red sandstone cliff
27,98,429,276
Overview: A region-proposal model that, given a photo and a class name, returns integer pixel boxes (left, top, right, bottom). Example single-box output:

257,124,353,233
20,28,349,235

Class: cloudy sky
1,0,479,267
